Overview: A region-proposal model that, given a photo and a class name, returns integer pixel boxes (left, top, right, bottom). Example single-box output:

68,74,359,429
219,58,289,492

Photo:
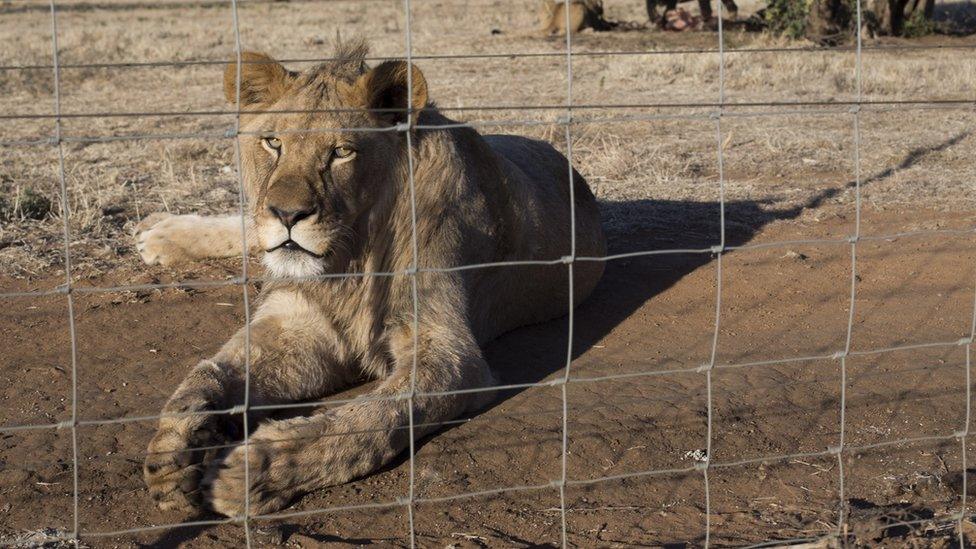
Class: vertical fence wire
961,271,976,544
834,0,865,541
227,0,254,546
402,0,420,546
46,0,82,545
701,5,729,547
961,345,972,546
557,0,578,546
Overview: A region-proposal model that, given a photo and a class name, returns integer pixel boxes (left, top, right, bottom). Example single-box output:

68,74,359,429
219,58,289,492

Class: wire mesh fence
0,0,974,546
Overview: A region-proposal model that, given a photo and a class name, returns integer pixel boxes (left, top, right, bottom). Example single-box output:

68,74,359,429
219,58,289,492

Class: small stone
783,250,809,261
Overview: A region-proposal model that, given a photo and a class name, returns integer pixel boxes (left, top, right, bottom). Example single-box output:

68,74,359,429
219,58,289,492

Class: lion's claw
144,414,225,512
203,425,300,517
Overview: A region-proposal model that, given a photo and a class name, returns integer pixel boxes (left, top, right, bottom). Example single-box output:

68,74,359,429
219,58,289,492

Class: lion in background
538,0,738,34
539,0,614,34
135,40,606,515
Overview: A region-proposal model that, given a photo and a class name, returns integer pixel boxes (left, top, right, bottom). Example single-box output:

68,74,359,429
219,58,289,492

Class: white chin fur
262,250,325,280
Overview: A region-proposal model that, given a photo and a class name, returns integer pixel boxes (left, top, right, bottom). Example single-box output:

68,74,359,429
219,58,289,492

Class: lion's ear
223,51,294,107
352,60,428,127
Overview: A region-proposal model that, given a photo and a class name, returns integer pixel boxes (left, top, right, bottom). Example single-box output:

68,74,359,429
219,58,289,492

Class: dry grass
0,0,974,280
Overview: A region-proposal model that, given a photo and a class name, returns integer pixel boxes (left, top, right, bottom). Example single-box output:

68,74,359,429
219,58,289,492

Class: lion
538,0,613,35
136,40,606,516
536,0,736,35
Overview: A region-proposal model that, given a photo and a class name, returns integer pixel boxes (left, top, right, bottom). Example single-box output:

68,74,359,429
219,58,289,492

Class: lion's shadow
476,127,969,411
479,195,794,410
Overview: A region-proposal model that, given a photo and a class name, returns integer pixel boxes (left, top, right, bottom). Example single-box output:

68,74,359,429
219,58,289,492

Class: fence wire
2,40,976,73
1,0,975,547
45,0,82,544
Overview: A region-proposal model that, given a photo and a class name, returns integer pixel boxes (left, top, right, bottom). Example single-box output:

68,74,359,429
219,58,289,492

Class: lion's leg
646,0,663,22
539,0,559,34
698,0,715,21
720,0,738,19
144,289,357,511
657,0,680,27
204,318,496,516
135,213,255,265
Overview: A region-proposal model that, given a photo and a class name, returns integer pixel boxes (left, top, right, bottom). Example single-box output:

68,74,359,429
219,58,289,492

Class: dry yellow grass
0,0,974,280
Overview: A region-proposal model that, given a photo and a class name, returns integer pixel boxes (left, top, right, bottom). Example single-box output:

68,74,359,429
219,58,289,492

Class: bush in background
761,0,937,40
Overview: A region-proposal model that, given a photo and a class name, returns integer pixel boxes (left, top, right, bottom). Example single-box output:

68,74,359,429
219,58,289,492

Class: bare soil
2,204,975,547
2,0,976,547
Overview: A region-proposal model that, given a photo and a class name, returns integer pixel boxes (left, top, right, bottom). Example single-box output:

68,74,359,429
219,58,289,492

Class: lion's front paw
134,213,202,266
144,414,226,512
203,433,297,517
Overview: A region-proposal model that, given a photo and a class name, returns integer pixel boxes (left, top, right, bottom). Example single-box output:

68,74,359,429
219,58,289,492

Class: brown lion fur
539,0,613,35
137,40,606,516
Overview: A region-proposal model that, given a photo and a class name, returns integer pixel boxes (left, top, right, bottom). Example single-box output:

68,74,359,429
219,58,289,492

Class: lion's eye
262,137,282,154
333,145,356,159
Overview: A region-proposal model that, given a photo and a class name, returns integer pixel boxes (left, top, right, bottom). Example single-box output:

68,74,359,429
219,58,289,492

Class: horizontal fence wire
1,335,970,436
7,348,965,464
3,102,975,148
13,434,968,543
3,99,976,121
3,226,973,300
2,0,975,546
1,41,975,72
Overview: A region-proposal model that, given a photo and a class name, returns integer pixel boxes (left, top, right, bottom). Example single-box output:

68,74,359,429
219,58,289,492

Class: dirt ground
2,0,976,547
2,206,976,548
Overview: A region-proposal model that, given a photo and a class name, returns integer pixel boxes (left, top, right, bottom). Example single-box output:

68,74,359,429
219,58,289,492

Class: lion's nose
268,205,317,229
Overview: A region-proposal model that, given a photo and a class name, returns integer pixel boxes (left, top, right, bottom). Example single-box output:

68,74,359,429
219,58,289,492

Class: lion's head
224,42,428,279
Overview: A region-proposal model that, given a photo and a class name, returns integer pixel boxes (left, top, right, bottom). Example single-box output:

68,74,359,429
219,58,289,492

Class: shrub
18,188,52,220
763,0,812,39
902,8,936,37
1,187,53,221
763,0,935,39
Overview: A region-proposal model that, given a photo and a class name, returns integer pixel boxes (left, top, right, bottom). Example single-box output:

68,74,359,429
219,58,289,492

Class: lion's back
483,133,604,257
467,134,606,343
